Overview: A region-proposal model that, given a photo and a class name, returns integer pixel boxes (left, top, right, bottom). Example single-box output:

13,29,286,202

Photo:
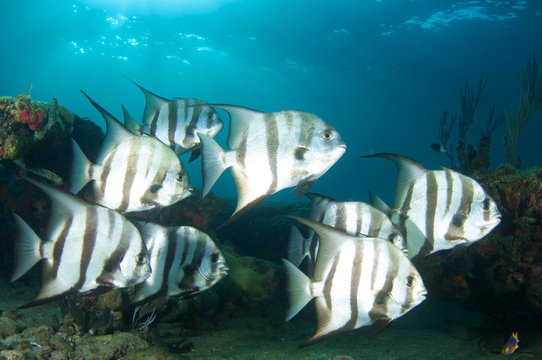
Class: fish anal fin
366,317,393,335
299,297,345,348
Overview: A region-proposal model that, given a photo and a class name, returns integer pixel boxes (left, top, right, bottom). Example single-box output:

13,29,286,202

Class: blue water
2,0,541,203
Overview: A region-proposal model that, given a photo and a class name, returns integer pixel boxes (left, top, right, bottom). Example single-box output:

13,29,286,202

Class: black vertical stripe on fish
425,172,438,252
285,110,294,133
188,102,203,137
149,111,159,137
50,217,72,280
345,243,361,331
354,206,362,236
335,203,347,233
298,112,315,147
398,186,414,241
264,113,279,195
368,249,398,322
236,135,248,170
74,207,98,290
179,235,205,289
98,221,130,286
445,170,454,213
323,254,340,314
118,141,138,213
368,210,382,237
157,228,179,297
444,175,474,241
98,159,112,202
168,101,178,149
370,242,380,291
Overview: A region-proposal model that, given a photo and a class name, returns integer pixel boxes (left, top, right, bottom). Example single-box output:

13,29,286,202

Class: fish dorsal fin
134,221,168,247
122,104,142,135
208,104,263,149
25,176,88,218
289,216,350,282
127,79,170,127
80,91,134,163
361,153,427,209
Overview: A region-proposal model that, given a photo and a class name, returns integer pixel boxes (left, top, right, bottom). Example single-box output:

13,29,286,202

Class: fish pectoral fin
293,178,316,198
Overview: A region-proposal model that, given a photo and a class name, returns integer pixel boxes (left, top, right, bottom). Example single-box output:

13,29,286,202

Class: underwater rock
157,188,227,233
74,332,149,359
0,316,22,340
417,165,542,322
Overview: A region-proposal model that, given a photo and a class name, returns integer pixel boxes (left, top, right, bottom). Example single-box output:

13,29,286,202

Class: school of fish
7,79,501,347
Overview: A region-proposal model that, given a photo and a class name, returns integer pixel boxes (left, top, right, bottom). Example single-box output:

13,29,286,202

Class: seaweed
504,53,542,167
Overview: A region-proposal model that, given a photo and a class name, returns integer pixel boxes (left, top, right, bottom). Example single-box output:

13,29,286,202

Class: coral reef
0,92,74,163
417,165,542,323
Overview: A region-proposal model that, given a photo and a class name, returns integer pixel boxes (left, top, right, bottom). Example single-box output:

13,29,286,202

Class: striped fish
11,177,151,308
131,222,228,304
70,91,193,213
284,216,426,348
126,80,223,161
288,193,406,275
362,153,501,261
199,104,346,225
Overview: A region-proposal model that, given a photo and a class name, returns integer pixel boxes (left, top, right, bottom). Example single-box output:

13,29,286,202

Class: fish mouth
418,289,428,298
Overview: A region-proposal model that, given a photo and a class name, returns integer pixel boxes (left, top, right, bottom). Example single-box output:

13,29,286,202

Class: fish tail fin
282,258,314,321
11,214,43,282
198,133,227,197
368,189,391,214
287,226,309,267
70,139,93,195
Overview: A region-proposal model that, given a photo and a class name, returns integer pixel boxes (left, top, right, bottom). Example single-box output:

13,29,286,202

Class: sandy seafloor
2,276,542,360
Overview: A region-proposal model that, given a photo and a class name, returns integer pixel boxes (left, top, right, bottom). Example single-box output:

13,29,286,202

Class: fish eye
136,254,146,264
150,184,162,193
176,172,184,182
322,130,334,140
205,113,213,121
482,197,490,211
210,253,219,263
405,276,415,288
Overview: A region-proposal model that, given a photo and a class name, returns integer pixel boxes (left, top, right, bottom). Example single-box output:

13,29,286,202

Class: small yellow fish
501,331,519,355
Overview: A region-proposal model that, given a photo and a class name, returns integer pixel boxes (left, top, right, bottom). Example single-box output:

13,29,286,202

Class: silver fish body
199,105,346,225
288,193,407,274
132,223,228,304
363,153,501,260
284,216,426,347
11,177,151,308
126,80,223,158
71,92,192,213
